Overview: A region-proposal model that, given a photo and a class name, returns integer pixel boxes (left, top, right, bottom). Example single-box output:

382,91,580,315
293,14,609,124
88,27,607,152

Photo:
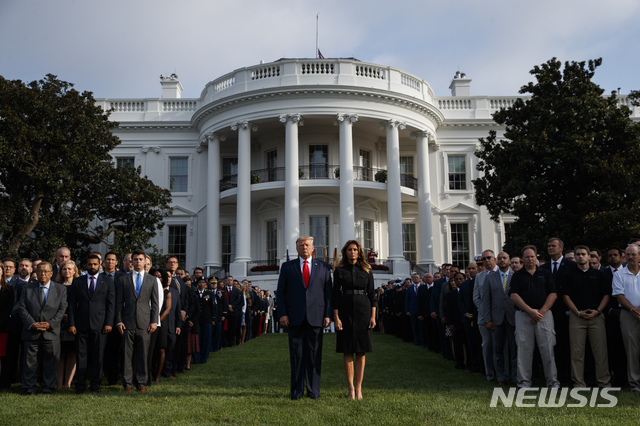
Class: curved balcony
219,166,417,191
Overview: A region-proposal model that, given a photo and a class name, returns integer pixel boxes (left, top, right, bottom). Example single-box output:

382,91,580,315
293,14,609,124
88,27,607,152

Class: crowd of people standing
378,237,640,392
0,248,277,394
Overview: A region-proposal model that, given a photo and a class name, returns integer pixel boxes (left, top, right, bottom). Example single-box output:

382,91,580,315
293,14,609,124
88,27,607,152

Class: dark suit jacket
405,284,419,314
170,275,189,317
225,287,243,317
457,278,476,318
166,287,182,335
198,290,215,324
9,278,31,335
115,272,159,330
416,284,431,318
276,258,332,328
430,277,446,315
17,281,68,341
541,257,576,315
482,269,515,327
67,274,115,332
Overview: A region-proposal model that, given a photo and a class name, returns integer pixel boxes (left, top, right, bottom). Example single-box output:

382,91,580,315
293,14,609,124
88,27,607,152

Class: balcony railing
299,164,339,180
401,173,418,190
220,167,418,191
247,260,280,276
251,167,285,184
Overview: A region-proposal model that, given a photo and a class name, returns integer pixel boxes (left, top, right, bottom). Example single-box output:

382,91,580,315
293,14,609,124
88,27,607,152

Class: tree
0,74,172,260
474,58,640,256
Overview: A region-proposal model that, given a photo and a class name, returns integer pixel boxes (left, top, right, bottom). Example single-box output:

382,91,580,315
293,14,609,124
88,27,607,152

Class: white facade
95,60,640,290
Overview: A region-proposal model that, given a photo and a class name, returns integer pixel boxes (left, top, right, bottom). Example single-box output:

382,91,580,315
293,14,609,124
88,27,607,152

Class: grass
1,332,639,425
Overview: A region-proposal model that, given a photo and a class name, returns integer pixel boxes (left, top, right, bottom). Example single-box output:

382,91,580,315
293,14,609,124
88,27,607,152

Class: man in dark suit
458,262,480,372
195,277,215,363
277,236,332,400
68,254,115,393
431,264,452,360
405,273,421,346
222,275,243,347
483,252,517,385
165,255,190,373
540,237,576,384
17,262,68,394
0,258,33,388
115,249,159,392
417,273,437,351
104,252,125,386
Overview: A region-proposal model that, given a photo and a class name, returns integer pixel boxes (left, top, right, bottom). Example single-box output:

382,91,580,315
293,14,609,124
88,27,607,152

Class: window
116,157,135,168
400,156,415,188
222,225,236,273
402,223,417,268
309,216,329,254
266,150,277,181
222,158,238,178
169,157,188,192
504,222,514,244
309,145,328,179
451,223,470,270
168,225,187,268
362,220,373,252
266,220,278,264
448,155,467,190
358,150,372,181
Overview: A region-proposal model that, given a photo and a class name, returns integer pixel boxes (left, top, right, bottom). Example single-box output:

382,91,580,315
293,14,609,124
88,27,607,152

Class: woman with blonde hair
56,259,79,390
333,239,376,399
240,283,250,344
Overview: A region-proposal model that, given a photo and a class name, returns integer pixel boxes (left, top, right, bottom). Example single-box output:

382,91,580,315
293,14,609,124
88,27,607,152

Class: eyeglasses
482,256,494,261
36,270,53,274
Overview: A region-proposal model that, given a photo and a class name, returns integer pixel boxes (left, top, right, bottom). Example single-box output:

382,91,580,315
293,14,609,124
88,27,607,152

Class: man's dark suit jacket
9,278,31,335
457,278,476,318
115,272,159,330
68,274,115,331
225,286,243,318
17,281,68,340
416,284,431,318
540,257,576,313
276,258,332,327
170,275,189,318
430,277,446,315
405,284,419,315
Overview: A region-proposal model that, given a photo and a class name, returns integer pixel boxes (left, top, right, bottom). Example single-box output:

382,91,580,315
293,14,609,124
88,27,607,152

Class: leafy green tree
0,74,172,260
474,58,640,256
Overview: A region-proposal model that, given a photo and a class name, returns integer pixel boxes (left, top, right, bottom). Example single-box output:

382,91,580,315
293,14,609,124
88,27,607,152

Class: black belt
344,290,365,295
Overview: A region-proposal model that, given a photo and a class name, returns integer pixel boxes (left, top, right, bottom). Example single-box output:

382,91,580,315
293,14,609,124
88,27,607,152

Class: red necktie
303,260,310,288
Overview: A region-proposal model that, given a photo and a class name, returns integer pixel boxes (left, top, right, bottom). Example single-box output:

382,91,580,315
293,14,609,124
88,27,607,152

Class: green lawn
2,332,638,425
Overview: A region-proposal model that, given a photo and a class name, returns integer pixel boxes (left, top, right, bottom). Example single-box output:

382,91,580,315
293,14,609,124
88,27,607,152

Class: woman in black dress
333,239,376,400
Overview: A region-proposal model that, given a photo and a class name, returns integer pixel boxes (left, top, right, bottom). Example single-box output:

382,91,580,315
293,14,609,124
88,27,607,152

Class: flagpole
315,12,319,58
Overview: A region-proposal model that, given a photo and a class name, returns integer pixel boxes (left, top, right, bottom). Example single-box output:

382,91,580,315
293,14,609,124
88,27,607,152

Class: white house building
95,58,639,289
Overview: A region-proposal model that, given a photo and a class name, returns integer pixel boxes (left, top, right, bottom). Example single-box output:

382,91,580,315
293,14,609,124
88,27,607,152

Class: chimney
449,72,471,97
160,73,184,99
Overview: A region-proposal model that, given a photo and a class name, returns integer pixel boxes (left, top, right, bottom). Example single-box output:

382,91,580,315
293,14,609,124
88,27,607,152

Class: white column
337,113,358,246
413,130,435,266
230,120,255,276
204,132,223,274
280,113,302,256
382,119,410,276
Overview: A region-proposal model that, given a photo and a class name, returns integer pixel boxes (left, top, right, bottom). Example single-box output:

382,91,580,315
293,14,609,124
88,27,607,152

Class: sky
1,0,639,99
